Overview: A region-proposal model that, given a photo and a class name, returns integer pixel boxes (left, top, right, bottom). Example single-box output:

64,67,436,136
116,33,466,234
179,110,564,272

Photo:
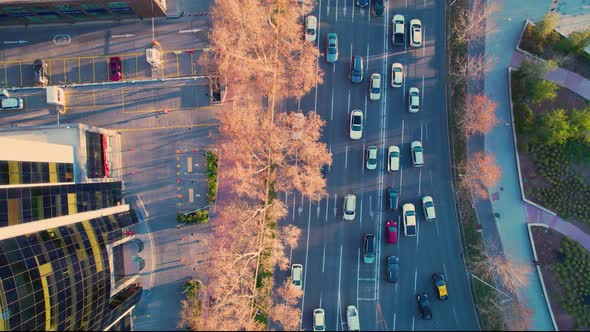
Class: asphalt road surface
282,1,480,330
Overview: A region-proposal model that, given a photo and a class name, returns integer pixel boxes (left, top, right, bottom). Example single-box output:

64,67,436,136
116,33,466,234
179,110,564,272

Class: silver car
326,33,339,63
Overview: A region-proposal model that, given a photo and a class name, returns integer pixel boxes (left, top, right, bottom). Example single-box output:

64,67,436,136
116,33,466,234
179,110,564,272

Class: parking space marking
117,123,217,132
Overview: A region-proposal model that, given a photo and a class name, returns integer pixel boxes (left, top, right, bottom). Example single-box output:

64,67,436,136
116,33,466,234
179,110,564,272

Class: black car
33,59,48,86
417,293,432,320
385,256,399,283
387,187,398,211
373,0,384,16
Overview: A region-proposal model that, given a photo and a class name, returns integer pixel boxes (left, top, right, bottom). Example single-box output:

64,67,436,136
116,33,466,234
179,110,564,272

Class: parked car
385,220,398,244
349,110,363,140
387,145,400,172
391,63,403,87
0,97,24,110
305,15,318,42
109,56,122,81
369,73,382,101
411,141,424,167
313,308,326,331
417,293,433,320
410,19,423,47
32,59,48,86
408,87,420,113
326,33,339,63
422,195,436,220
343,194,357,221
291,264,303,289
386,256,399,283
432,272,449,300
351,56,364,83
366,146,377,170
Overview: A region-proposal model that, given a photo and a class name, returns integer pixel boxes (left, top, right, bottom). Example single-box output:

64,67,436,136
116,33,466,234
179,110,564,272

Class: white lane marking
418,169,422,196
298,97,301,113
326,0,330,16
414,268,418,292
403,69,406,98
285,191,289,209
334,193,338,217
436,217,440,237
364,94,368,122
289,246,293,266
366,43,370,75
369,195,373,219
322,244,326,272
320,291,323,308
358,277,376,281
425,122,429,141
351,0,355,22
347,89,351,113
362,142,366,175
333,62,336,73
328,144,332,172
336,0,339,21
299,200,313,330
345,144,349,169
359,198,363,228
443,263,448,276
393,313,396,331
299,193,304,216
416,213,420,249
397,215,401,249
337,244,343,331
399,120,405,197
331,87,335,120
412,316,415,331
350,43,353,62
343,0,347,16
317,201,321,218
406,0,408,8
423,27,426,57
356,248,360,309
325,195,329,222
421,120,424,141
292,193,296,221
421,74,425,107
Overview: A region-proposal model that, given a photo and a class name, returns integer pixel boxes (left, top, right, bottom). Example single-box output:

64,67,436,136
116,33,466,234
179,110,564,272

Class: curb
515,20,548,62
526,223,559,331
507,66,558,216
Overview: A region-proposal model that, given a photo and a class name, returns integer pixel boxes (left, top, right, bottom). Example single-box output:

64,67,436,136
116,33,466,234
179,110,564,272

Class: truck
346,305,360,331
392,14,405,46
402,203,417,236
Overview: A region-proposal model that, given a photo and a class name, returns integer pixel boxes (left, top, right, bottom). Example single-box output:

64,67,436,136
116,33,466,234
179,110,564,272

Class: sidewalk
475,0,556,330
510,50,590,100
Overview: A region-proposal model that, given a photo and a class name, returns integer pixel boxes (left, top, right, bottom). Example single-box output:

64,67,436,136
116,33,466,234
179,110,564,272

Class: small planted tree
535,13,560,41
462,94,499,136
539,109,574,145
462,152,502,199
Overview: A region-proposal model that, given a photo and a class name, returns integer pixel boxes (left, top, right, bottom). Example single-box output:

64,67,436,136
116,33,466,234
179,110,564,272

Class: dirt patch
526,84,588,115
530,226,576,331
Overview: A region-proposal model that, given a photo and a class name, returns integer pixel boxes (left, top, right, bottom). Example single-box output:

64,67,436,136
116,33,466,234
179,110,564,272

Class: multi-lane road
280,0,480,330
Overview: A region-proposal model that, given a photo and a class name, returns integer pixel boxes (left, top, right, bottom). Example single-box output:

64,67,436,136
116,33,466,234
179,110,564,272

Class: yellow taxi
432,272,448,300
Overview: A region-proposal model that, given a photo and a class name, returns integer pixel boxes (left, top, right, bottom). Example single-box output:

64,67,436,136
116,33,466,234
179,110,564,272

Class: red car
109,56,122,81
385,220,398,244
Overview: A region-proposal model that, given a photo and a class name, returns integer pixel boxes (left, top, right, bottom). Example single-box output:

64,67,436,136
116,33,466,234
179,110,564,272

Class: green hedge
206,151,219,204
177,209,209,224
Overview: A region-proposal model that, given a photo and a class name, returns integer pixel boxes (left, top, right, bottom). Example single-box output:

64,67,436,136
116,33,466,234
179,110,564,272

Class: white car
366,146,377,170
343,194,357,221
349,110,363,140
291,264,303,289
410,19,423,47
411,141,424,167
387,145,400,172
391,63,403,87
408,87,420,113
305,15,317,42
422,196,436,221
369,73,382,101
0,97,24,110
402,203,417,236
313,308,326,331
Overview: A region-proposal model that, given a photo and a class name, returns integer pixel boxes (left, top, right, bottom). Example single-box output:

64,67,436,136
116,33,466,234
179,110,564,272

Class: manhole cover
53,34,71,46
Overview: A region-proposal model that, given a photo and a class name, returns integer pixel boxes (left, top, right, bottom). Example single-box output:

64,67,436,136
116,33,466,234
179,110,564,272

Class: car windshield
414,146,423,152
395,19,403,24
353,115,362,125
371,87,380,93
307,28,315,34
369,158,376,165
407,211,415,217
390,151,399,157
426,202,433,208
394,68,402,73
388,226,396,232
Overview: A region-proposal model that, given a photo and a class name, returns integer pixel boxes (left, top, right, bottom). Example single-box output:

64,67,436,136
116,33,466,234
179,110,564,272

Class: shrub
530,80,558,104
515,103,534,134
177,209,209,224
535,13,560,41
206,151,219,204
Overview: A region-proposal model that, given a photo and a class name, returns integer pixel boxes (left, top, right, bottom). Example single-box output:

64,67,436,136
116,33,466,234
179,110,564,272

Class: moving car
351,56,364,83
0,97,24,110
32,59,48,86
387,187,398,211
366,146,377,170
411,141,424,167
385,220,398,244
369,73,382,101
373,0,384,16
326,33,339,63
346,305,360,331
408,87,420,113
363,233,375,263
313,308,326,331
387,145,400,172
305,15,317,42
291,264,303,289
422,195,436,221
357,0,369,7
391,63,403,88
392,15,405,45
386,256,399,283
343,194,357,221
402,203,417,236
432,272,449,300
349,109,363,140
417,293,433,320
109,56,122,81
410,19,423,47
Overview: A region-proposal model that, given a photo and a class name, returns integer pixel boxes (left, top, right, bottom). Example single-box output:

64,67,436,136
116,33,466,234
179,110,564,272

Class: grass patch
206,151,219,204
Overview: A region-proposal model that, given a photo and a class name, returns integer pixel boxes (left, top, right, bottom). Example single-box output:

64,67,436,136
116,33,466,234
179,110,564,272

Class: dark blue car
357,0,369,8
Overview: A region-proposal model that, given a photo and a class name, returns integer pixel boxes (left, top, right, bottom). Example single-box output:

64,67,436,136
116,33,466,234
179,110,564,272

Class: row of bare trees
179,0,330,330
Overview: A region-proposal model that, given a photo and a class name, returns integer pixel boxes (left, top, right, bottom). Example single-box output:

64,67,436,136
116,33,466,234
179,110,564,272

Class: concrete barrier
526,223,559,331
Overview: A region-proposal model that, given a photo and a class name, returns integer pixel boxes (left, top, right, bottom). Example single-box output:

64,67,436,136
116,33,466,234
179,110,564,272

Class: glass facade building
0,0,166,26
0,210,141,331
